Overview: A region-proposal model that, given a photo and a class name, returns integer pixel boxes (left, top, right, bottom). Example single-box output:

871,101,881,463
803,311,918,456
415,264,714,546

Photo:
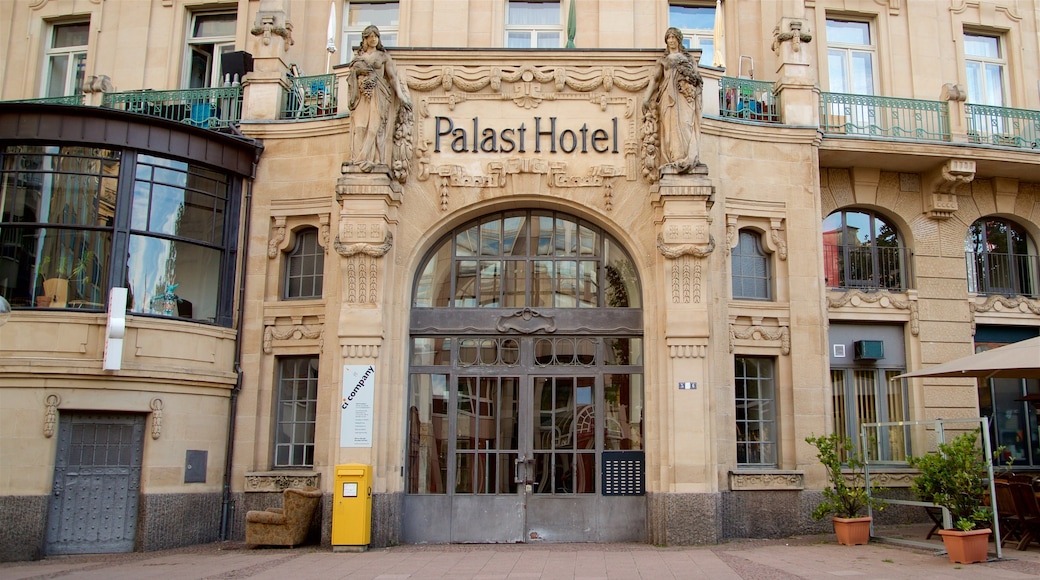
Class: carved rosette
263,325,325,354
44,394,61,438
828,290,920,336
729,471,804,490
244,472,320,492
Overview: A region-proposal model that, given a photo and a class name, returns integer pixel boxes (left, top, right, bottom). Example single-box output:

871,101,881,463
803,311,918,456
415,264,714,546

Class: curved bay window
0,145,240,325
822,209,910,291
966,218,1039,298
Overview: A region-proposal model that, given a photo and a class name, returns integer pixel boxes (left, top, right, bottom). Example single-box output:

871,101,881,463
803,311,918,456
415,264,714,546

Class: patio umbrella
712,0,725,69
326,1,337,73
894,336,1040,380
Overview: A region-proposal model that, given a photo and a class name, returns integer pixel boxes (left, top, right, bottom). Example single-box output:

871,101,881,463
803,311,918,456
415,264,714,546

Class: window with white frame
185,11,236,88
735,356,776,467
731,229,771,300
825,18,875,95
274,357,319,468
284,228,324,299
964,32,1006,106
668,3,715,67
44,22,89,98
344,1,399,55
506,1,562,48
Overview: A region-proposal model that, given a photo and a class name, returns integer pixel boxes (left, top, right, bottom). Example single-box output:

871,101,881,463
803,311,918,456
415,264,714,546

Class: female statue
346,25,413,182
641,27,704,180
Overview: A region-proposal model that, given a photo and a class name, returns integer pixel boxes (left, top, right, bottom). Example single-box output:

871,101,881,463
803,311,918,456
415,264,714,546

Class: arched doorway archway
403,210,646,543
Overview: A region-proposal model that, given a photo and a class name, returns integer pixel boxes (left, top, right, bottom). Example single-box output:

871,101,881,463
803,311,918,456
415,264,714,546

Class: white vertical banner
341,365,375,447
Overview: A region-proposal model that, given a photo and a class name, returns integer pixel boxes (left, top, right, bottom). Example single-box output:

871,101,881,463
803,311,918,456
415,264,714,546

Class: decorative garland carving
44,394,61,438
263,325,325,354
845,471,914,488
729,471,804,490
657,233,715,259
250,17,293,51
334,231,393,257
771,20,813,54
496,308,557,334
150,398,164,440
244,472,320,492
969,295,1040,335
828,290,920,336
406,64,650,96
729,325,791,355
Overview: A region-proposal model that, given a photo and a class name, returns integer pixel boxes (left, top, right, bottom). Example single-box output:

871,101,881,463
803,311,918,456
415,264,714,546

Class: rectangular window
506,1,561,48
669,3,715,67
185,11,236,88
826,18,875,95
964,32,1006,106
832,368,908,462
344,1,399,53
735,356,777,467
407,373,449,493
274,357,319,468
44,22,89,98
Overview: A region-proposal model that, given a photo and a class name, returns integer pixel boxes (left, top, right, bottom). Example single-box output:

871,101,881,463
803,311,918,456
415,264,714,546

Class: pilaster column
244,1,294,120
771,17,817,127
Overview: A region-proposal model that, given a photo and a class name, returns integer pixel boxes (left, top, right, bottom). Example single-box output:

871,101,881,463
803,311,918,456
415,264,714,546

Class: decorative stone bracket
923,159,975,220
250,12,293,51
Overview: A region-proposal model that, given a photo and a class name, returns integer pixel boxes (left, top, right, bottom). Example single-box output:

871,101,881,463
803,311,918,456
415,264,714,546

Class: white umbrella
894,336,1040,380
712,0,725,69
326,1,337,73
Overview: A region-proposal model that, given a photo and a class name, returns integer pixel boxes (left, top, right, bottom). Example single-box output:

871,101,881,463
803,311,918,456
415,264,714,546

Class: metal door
46,413,145,555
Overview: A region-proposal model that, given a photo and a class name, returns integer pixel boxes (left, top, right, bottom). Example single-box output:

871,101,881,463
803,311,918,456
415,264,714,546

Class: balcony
102,86,243,129
966,104,1040,150
9,94,86,105
824,243,913,293
281,73,338,120
719,77,780,123
966,251,1040,298
819,92,950,142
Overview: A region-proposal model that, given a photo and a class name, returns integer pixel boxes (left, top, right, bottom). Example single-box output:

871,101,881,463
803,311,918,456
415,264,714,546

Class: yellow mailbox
332,463,372,550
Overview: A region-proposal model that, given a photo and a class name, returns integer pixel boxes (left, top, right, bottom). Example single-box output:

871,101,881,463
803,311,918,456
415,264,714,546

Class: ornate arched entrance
403,210,646,543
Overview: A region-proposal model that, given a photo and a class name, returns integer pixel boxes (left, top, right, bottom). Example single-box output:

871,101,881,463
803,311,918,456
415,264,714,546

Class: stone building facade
1,0,1038,561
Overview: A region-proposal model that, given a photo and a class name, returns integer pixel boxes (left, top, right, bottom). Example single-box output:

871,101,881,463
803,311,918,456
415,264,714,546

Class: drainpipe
220,166,256,541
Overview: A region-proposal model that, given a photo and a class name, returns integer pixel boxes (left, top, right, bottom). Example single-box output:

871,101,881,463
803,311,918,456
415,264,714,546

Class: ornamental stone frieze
150,398,164,440
729,470,804,490
828,290,920,336
666,339,708,359
244,472,320,492
262,309,325,354
846,471,914,488
729,318,791,355
43,394,61,438
969,295,1040,335
405,63,648,188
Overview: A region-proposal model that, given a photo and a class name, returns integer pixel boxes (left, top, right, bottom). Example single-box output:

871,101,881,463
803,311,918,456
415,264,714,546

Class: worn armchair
245,486,323,547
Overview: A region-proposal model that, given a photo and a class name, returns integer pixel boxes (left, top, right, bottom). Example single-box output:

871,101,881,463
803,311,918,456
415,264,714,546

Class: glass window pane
53,23,89,48
669,6,714,30
508,2,560,25
827,20,870,45
193,13,236,38
348,2,400,27
964,34,999,58
46,55,69,98
850,52,874,94
415,244,451,307
507,32,532,48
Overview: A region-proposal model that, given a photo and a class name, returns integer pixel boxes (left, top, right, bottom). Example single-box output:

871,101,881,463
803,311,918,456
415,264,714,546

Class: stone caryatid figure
641,27,704,181
346,25,413,183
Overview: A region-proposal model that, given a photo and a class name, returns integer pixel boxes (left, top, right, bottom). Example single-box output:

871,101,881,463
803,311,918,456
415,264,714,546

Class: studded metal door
46,413,145,555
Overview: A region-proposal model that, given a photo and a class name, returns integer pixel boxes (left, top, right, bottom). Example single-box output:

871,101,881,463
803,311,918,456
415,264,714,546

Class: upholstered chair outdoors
245,486,323,547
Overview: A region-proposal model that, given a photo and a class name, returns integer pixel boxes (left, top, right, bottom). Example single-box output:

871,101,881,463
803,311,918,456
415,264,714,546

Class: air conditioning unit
854,340,884,360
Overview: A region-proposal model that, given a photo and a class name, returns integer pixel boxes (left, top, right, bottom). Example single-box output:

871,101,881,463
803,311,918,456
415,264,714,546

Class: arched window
732,229,771,300
284,228,324,299
822,210,910,291
966,218,1038,297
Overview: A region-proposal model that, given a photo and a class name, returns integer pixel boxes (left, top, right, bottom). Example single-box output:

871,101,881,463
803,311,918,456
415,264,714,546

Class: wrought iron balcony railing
965,104,1040,150
966,251,1040,298
824,243,913,292
102,86,243,129
9,94,86,105
281,74,338,120
719,77,780,123
820,92,950,141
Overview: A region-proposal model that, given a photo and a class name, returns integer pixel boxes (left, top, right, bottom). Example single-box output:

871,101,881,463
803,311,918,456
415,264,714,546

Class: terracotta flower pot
832,516,872,546
937,528,991,564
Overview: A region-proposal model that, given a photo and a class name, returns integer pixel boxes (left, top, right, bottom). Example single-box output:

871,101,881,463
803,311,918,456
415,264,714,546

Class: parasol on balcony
712,0,725,69
326,1,337,73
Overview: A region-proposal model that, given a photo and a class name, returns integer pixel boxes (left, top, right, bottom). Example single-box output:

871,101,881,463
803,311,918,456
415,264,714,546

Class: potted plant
806,432,887,545
909,428,993,564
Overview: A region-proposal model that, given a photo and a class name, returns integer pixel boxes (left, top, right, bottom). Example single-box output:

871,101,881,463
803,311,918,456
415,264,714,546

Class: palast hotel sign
433,116,620,154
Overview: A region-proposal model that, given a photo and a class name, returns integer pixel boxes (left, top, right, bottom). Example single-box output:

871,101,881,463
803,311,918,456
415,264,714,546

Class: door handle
514,455,525,484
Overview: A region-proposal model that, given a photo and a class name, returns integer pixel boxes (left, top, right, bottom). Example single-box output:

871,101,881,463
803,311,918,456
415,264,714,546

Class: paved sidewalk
5,525,1040,579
